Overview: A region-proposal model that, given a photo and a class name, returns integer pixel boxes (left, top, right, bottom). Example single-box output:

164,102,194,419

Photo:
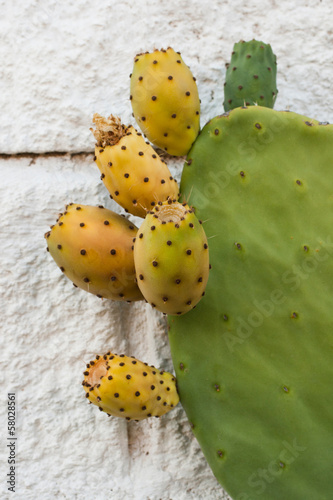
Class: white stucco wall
1,1,333,499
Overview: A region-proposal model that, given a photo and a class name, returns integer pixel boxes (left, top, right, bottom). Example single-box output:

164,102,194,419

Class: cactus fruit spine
223,39,278,111
134,200,210,315
91,114,179,218
169,106,333,499
45,203,143,301
130,47,200,156
83,352,179,420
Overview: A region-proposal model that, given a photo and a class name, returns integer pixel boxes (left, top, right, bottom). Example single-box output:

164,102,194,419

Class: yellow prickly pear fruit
130,47,200,156
83,352,179,420
91,114,179,218
133,200,210,315
45,203,143,302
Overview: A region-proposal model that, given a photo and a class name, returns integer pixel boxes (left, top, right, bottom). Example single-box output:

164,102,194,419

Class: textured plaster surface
1,0,333,499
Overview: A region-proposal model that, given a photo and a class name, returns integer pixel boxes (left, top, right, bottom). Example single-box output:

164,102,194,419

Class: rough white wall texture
1,0,332,499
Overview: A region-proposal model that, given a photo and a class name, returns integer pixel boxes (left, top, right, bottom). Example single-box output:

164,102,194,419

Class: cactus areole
168,106,333,500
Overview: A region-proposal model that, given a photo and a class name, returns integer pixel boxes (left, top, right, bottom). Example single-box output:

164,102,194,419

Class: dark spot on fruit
168,75,173,80
144,177,149,182
143,372,147,377
171,113,176,118
126,375,131,380
152,96,157,101
255,123,262,129
110,249,116,255
104,220,110,225
175,279,181,284
135,391,140,397
152,260,158,267
80,249,86,255
296,179,302,186
83,277,89,283
186,249,192,255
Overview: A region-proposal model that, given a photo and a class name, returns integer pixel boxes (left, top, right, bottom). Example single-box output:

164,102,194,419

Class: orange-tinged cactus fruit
133,200,210,315
45,203,143,301
130,47,200,156
82,352,179,420
91,114,179,218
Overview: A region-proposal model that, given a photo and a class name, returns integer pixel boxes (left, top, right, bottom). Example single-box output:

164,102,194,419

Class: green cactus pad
224,40,278,111
168,106,333,500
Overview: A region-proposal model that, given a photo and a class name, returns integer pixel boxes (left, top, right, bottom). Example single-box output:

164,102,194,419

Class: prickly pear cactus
130,47,200,156
224,39,278,111
83,352,179,420
45,203,143,301
133,200,210,315
168,106,333,499
91,114,179,218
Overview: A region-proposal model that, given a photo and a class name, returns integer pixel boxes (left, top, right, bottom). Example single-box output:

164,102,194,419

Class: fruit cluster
45,46,211,421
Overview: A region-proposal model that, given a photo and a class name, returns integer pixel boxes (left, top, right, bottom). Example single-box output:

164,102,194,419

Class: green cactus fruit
223,39,278,111
91,114,179,218
45,203,143,301
169,106,333,499
82,352,179,420
130,47,200,156
133,200,210,315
